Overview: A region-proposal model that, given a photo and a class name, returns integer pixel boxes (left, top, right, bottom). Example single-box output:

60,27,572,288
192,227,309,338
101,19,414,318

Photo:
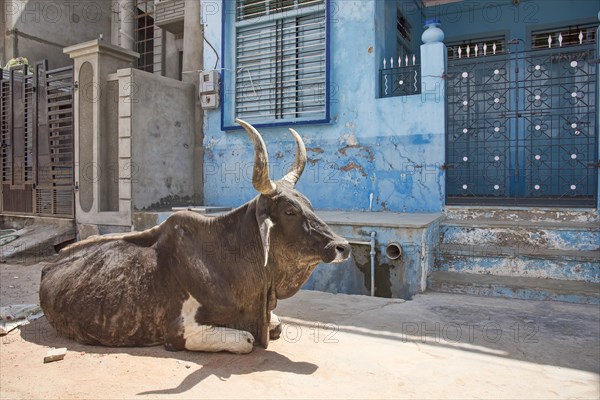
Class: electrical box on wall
201,93,220,109
199,70,220,109
200,70,219,93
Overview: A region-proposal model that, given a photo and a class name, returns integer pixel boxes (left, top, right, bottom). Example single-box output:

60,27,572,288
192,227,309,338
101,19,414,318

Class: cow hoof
164,343,182,352
164,338,185,352
269,312,282,340
269,323,282,340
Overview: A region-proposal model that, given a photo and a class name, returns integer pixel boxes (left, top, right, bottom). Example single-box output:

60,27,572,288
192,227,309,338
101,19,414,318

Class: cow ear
257,214,273,268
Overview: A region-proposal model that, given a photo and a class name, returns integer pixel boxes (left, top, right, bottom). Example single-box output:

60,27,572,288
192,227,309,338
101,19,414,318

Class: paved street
1,262,598,399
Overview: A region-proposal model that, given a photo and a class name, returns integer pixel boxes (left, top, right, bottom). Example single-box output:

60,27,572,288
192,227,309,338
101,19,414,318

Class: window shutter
233,0,327,123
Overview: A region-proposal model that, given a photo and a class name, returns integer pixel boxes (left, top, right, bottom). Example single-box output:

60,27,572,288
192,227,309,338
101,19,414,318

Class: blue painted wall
202,0,446,213
425,0,598,47
201,0,599,212
304,214,442,299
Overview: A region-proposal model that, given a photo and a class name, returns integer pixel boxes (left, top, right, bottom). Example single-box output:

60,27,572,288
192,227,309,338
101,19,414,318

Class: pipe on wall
370,231,376,296
385,242,402,260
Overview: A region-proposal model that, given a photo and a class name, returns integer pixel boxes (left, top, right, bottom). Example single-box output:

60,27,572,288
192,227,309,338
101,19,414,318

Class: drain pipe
370,231,376,296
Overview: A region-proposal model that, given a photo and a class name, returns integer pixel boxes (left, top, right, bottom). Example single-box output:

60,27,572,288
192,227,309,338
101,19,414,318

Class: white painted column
420,20,446,104
64,40,139,229
418,20,447,292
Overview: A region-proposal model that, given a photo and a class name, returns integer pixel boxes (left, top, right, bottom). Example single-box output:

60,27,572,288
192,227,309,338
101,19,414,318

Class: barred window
227,0,329,127
396,9,411,44
531,22,597,49
395,8,412,63
135,0,154,73
446,36,506,60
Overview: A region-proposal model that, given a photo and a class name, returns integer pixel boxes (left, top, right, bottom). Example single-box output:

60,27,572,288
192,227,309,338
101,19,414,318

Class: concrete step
428,271,600,305
444,207,599,224
440,219,599,251
0,216,76,263
435,243,599,282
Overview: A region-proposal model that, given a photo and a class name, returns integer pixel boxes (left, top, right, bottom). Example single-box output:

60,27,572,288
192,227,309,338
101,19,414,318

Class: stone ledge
429,271,600,304
442,218,600,230
438,243,600,261
64,40,139,62
317,211,443,229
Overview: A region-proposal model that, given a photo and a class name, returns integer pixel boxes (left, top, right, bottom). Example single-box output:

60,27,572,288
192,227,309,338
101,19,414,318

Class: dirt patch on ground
0,260,48,305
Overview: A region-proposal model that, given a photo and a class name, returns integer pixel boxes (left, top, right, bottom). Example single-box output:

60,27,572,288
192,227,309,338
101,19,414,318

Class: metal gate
445,44,598,206
0,61,74,217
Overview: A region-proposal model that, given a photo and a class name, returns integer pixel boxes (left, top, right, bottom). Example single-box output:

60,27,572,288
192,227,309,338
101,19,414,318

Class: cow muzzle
323,239,351,264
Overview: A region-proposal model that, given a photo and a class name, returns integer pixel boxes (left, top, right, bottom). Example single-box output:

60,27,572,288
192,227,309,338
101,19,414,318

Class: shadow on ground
279,290,600,374
17,317,317,395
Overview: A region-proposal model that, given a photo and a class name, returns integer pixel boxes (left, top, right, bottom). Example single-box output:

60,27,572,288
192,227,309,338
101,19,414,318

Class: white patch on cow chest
181,294,202,338
179,294,255,354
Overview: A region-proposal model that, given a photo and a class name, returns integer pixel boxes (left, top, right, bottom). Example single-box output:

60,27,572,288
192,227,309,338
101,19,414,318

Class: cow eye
285,209,296,216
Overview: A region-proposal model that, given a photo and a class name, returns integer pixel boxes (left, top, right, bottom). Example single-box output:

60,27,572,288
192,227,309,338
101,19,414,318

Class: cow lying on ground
40,119,351,353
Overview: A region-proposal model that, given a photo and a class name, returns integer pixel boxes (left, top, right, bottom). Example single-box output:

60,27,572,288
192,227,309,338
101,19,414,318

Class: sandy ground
1,260,599,399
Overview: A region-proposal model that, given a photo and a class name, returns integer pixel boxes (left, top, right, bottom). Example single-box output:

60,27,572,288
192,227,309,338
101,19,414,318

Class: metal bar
237,22,325,41
8,68,14,186
236,69,325,87
237,29,324,50
45,65,72,74
238,42,325,61
237,101,325,113
236,61,325,79
236,108,325,119
236,2,324,24
0,68,3,213
33,63,40,194
238,60,325,82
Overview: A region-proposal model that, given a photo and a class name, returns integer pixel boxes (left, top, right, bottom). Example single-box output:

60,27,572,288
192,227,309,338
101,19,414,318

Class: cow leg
269,312,282,340
184,325,255,354
178,294,254,353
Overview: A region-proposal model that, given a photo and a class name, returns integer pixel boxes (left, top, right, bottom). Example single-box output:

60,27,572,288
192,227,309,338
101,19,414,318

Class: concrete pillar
420,20,446,104
111,2,121,47
64,40,138,229
119,0,136,51
0,4,5,62
181,0,204,204
420,20,446,217
419,21,447,289
3,1,17,60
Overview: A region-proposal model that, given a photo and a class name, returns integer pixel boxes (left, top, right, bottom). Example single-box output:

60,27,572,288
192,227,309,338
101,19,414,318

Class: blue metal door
445,44,598,206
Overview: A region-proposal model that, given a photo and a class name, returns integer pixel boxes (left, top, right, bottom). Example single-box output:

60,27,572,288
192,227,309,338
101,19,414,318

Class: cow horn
282,128,307,186
236,118,277,196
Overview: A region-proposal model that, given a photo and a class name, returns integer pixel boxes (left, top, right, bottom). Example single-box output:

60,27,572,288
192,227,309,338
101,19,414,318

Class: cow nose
334,241,351,261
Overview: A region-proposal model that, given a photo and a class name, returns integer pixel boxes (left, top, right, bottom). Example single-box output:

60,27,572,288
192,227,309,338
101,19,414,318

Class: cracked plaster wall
201,0,446,213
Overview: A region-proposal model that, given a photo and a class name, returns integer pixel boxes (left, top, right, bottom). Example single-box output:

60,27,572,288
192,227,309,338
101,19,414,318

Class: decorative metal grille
38,63,75,217
379,55,420,98
446,44,598,207
446,35,506,61
0,62,74,217
531,23,597,50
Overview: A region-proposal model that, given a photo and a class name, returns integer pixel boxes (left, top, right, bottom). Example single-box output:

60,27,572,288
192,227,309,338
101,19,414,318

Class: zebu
40,119,351,353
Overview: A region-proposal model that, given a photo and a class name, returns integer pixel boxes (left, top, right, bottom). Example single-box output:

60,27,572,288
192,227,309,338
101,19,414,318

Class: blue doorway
445,41,598,207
